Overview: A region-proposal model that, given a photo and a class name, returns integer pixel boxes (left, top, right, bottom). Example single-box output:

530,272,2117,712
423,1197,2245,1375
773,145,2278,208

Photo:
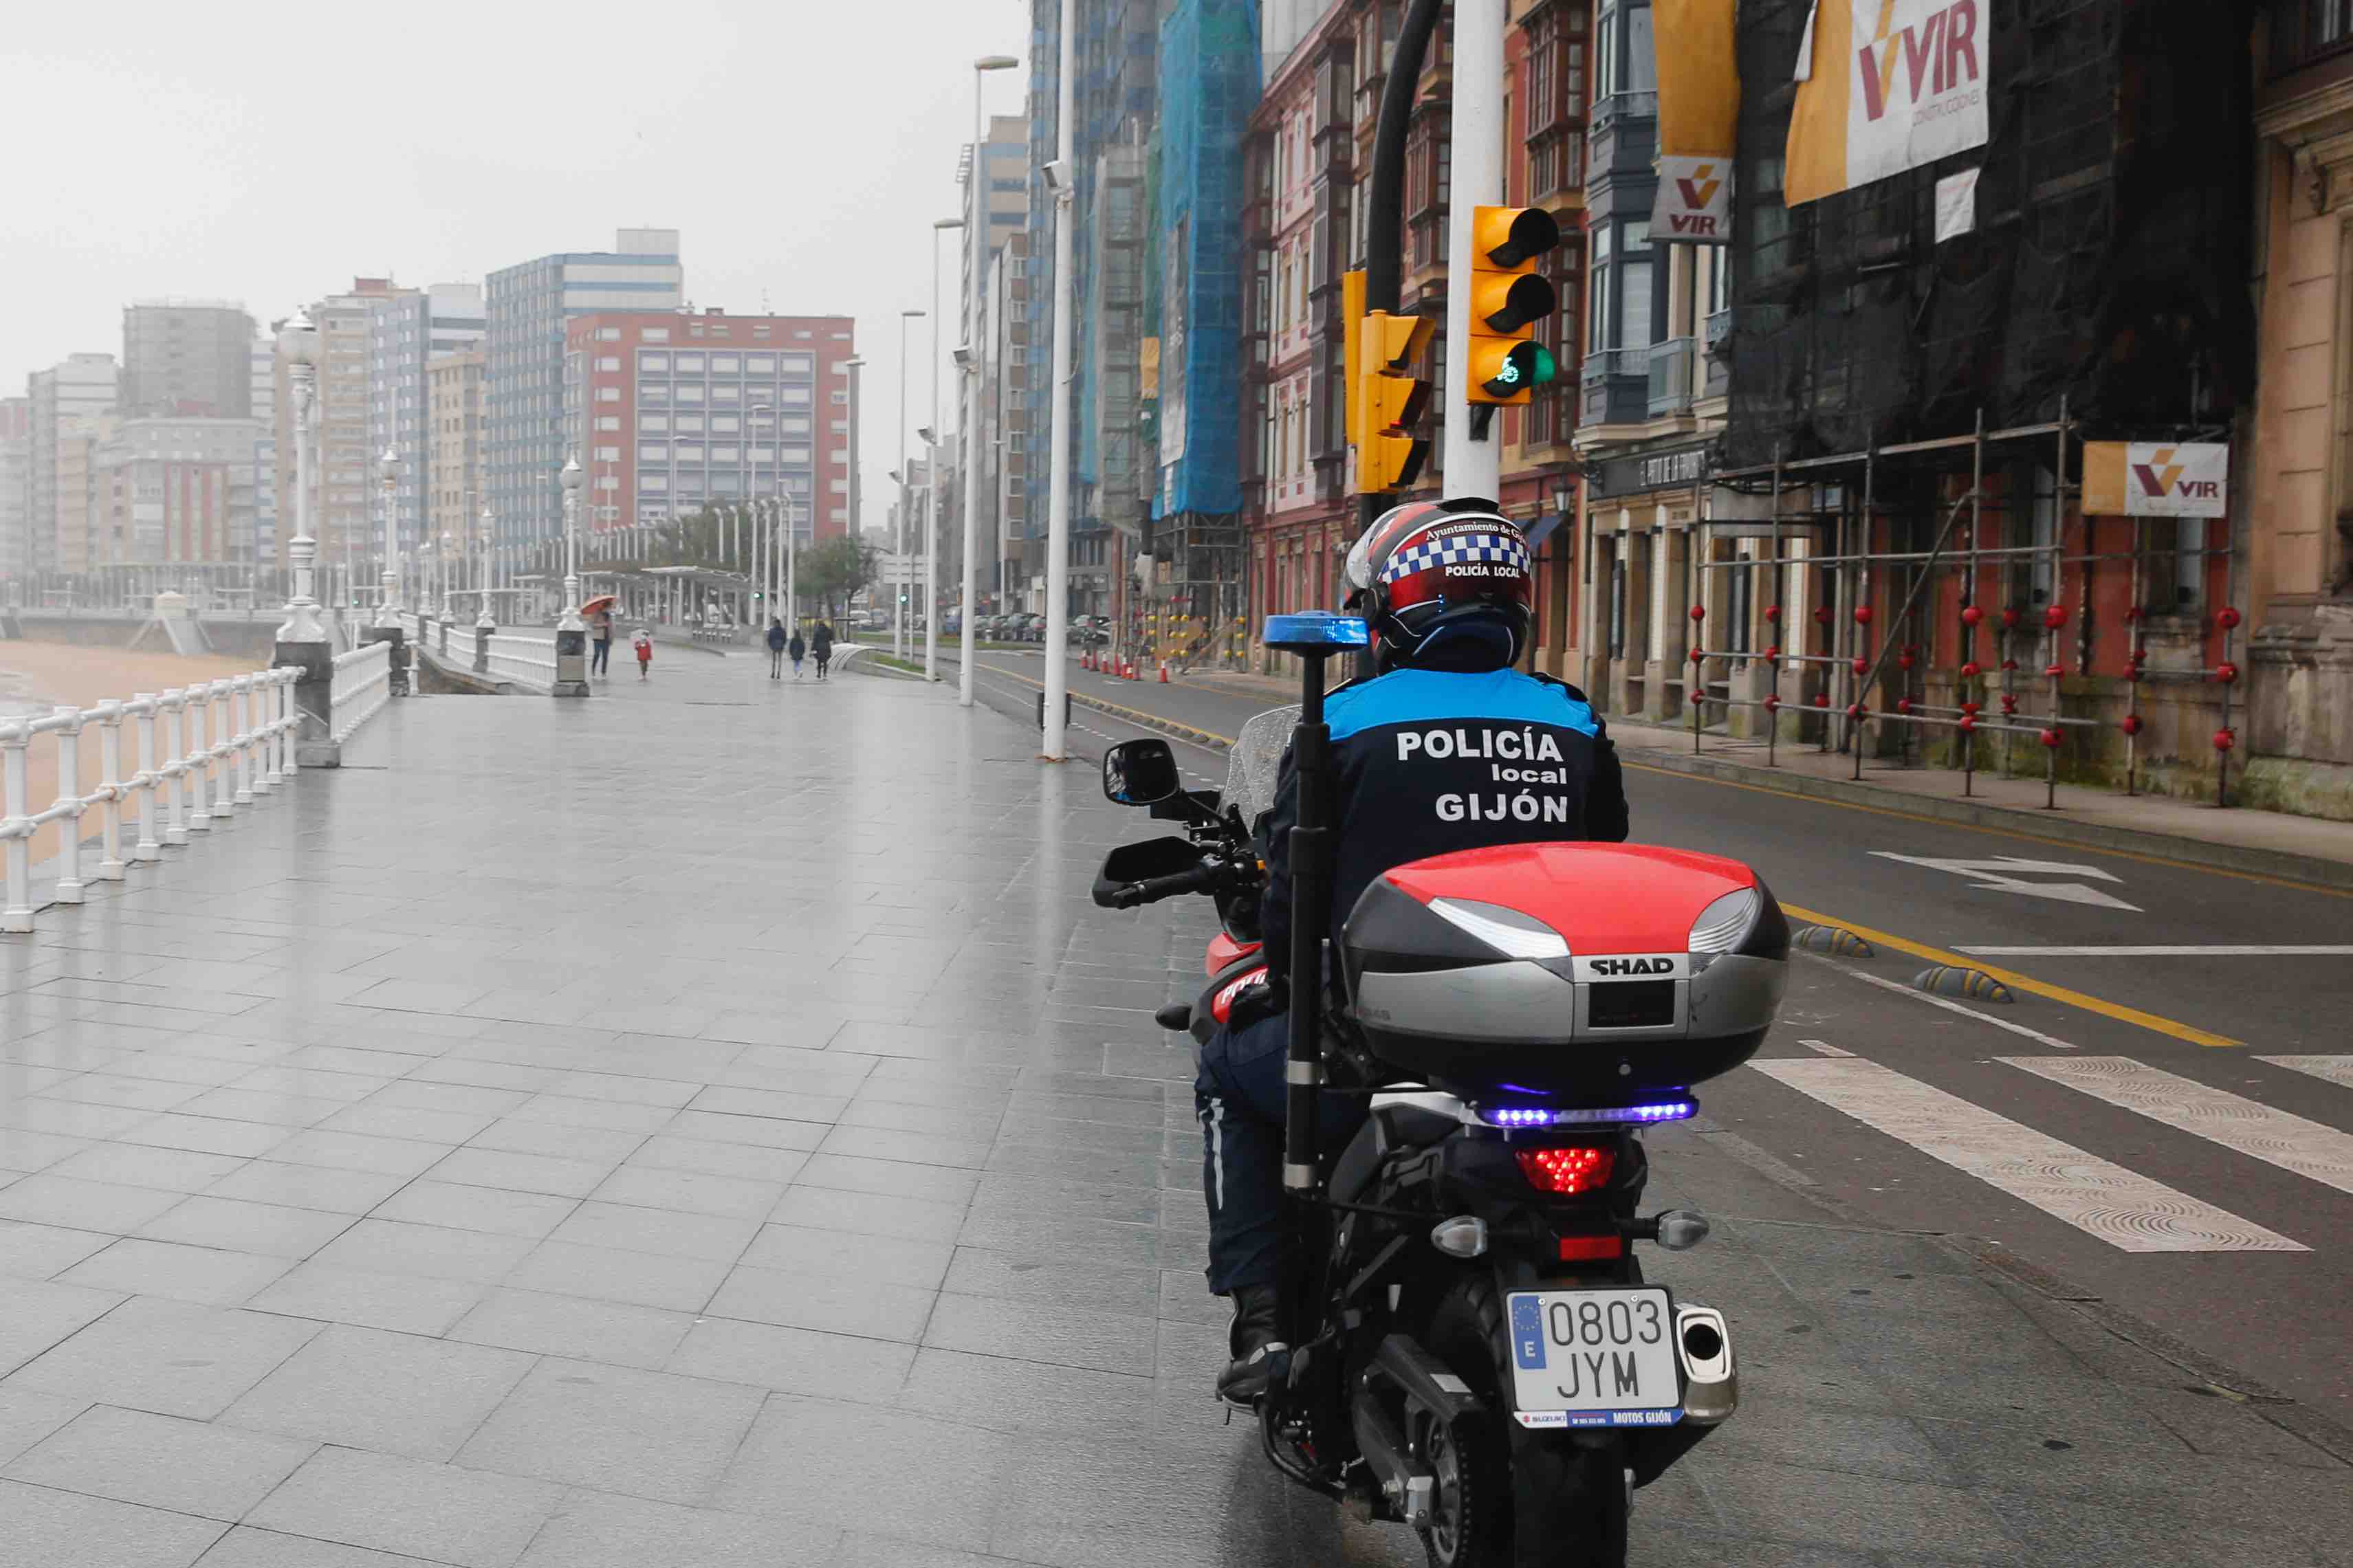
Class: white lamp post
558,455,584,630
1042,0,1076,760
895,309,923,662
274,311,326,646
930,216,963,684
477,505,496,630
438,531,454,618
373,447,404,628
960,55,1019,705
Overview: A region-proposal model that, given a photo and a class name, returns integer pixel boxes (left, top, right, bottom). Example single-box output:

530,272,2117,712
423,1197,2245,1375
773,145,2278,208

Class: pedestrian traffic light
1464,206,1564,406
1357,310,1433,494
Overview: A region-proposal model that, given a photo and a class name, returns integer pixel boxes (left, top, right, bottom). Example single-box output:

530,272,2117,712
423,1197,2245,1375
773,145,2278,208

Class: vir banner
1650,0,1739,243
1786,0,1989,206
2081,443,2231,519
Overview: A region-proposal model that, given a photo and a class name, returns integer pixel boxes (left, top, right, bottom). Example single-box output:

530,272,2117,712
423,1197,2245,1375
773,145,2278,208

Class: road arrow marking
1870,852,2143,912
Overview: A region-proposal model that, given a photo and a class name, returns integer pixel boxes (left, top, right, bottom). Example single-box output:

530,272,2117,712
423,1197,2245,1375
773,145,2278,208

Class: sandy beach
1,640,271,871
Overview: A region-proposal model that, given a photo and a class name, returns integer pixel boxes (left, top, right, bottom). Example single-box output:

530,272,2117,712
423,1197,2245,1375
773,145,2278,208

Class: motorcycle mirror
1102,738,1180,806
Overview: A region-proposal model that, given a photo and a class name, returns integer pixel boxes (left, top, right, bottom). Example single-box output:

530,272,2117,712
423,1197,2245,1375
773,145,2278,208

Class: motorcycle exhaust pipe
1348,1389,1435,1530
1674,1304,1737,1426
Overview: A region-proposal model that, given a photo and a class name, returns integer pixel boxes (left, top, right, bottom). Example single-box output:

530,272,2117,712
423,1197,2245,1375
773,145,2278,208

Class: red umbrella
580,595,618,617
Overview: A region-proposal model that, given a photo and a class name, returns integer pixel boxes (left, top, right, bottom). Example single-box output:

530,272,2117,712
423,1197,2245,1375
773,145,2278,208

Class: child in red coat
633,630,653,681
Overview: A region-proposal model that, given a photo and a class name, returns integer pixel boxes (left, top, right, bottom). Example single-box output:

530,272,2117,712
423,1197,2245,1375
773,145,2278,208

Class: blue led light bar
1478,1099,1698,1129
1262,612,1370,651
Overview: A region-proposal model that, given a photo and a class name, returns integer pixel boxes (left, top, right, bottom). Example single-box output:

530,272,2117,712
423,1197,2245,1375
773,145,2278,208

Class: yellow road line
1625,759,2352,901
1781,903,2243,1049
974,661,1238,749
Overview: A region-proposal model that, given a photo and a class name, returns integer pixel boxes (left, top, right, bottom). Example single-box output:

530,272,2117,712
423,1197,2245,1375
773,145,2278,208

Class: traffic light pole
1040,0,1077,762
1358,0,1447,542
1443,0,1507,505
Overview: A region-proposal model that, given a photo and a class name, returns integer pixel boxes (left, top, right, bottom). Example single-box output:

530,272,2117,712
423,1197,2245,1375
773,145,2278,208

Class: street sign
1870,853,2143,912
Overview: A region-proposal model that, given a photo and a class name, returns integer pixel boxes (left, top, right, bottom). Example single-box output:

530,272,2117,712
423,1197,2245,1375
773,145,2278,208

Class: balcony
1580,346,1652,428
1647,337,1696,419
1585,92,1659,193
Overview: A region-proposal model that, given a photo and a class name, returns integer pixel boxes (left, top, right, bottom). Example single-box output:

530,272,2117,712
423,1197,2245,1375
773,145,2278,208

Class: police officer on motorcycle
1198,501,1630,1402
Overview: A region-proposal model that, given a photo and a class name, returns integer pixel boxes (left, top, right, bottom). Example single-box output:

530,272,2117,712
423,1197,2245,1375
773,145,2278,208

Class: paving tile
791,1151,983,1205
0,1386,87,1467
705,1263,936,1343
58,1239,296,1307
452,1357,763,1504
463,1117,646,1164
43,1144,249,1195
500,1094,675,1134
306,1219,538,1285
816,1124,995,1170
169,1089,349,1129
583,1164,783,1221
514,1488,837,1568
545,1200,758,1263
0,1476,228,1568
740,1223,952,1288
368,1180,578,1239
686,1084,851,1123
0,1096,153,1140
662,1108,830,1150
261,1129,451,1178
245,1444,562,1568
223,1322,534,1463
666,1317,917,1403
769,1185,967,1243
39,1073,210,1113
3,1295,319,1420
710,1396,1014,1549
448,1288,697,1372
137,1195,357,1259
3,1404,315,1521
199,1160,413,1216
503,1239,730,1313
921,1290,1159,1376
0,1218,117,1281
0,1275,124,1378
942,1245,1162,1318
0,1126,91,1175
246,1260,488,1337
116,1114,296,1160
622,1135,808,1184
0,1173,190,1233
188,1527,452,1567
426,1147,615,1200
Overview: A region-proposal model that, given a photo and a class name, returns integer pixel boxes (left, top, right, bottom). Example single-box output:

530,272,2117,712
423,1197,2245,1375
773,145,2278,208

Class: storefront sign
1588,443,1713,500
2081,442,2229,518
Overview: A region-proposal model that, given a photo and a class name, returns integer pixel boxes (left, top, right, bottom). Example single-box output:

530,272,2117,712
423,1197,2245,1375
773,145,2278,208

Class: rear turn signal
1515,1145,1616,1196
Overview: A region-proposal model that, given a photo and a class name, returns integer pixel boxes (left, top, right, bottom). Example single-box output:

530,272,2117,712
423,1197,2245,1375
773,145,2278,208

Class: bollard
96,700,127,881
210,682,237,821
52,707,85,903
232,677,255,806
184,687,212,833
132,695,162,861
160,690,190,843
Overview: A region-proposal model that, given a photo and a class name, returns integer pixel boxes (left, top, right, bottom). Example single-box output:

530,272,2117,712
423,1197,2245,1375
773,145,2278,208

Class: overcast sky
3,0,1033,535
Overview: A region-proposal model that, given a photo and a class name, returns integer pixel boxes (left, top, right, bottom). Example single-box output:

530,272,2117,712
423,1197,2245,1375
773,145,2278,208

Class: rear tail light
1556,1235,1626,1262
1515,1145,1616,1196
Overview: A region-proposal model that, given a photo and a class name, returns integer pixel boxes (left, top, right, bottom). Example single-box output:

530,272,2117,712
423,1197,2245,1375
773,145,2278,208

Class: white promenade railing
1,669,300,934
331,640,393,741
483,633,558,692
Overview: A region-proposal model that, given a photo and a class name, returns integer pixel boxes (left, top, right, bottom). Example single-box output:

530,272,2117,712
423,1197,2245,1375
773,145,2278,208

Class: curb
1061,688,1232,751
1619,742,2353,893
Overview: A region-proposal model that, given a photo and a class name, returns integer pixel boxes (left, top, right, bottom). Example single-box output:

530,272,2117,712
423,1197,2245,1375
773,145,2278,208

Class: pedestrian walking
765,617,787,679
811,619,833,681
788,626,807,679
632,628,653,681
589,608,614,678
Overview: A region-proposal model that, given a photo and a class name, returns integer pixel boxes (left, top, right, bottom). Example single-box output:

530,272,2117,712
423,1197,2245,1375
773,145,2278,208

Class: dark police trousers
1195,1012,1368,1295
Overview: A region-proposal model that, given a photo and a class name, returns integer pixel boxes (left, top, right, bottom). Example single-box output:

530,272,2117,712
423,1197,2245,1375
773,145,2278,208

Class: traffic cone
1157,661,1169,683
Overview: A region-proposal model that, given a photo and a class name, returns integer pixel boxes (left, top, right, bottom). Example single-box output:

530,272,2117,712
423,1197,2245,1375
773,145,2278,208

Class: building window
644,328,670,342
643,415,670,433
595,356,620,372
595,327,621,341
747,355,776,373
641,353,670,372
596,387,620,403
713,355,740,373
594,445,620,461
640,445,667,463
677,355,705,374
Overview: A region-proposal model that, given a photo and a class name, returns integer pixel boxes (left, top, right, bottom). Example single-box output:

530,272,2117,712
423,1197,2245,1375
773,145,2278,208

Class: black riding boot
1218,1282,1287,1404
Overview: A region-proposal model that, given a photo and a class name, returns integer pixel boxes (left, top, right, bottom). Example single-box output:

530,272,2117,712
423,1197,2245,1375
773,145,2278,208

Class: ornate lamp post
551,455,589,696
274,311,326,648
477,505,497,630
373,446,404,628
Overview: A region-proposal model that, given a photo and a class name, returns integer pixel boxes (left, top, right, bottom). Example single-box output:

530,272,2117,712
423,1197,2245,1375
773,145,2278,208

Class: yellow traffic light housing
1464,205,1564,406
1358,310,1433,494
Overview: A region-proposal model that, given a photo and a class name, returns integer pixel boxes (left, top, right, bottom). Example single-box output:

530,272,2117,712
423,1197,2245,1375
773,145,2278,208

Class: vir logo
2133,448,2223,507
1668,165,1724,236
1856,0,1982,124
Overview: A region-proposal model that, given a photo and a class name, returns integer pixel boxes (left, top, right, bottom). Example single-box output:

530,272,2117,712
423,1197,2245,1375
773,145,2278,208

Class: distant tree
799,536,877,623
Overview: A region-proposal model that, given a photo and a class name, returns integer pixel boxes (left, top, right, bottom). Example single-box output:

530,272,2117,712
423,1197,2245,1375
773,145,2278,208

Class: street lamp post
959,54,1020,706
843,355,865,626
1042,0,1077,760
439,531,454,619
477,506,496,631
551,455,589,696
895,309,923,663
373,447,403,628
930,217,963,684
273,309,340,768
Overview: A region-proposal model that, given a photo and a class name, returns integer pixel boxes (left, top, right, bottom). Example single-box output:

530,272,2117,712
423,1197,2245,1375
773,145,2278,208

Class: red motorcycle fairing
1209,962,1271,1026
1207,931,1262,975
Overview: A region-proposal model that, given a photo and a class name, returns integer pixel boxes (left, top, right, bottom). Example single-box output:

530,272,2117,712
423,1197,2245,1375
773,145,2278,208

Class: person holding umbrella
582,595,618,678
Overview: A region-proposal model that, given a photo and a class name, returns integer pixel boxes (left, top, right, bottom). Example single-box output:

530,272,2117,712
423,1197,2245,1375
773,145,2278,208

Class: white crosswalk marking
1750,1057,2307,1252
2004,1056,2353,1198
2260,1055,2353,1092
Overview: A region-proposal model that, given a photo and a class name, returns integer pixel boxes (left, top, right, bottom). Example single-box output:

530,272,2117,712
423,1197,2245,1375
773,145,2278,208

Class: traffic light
1357,311,1434,494
1464,206,1564,406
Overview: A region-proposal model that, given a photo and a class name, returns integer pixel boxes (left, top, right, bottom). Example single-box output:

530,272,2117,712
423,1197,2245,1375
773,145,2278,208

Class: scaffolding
1675,408,2247,807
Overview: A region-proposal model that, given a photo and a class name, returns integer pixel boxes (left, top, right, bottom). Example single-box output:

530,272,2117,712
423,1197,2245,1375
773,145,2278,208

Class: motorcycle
1092,615,1789,1568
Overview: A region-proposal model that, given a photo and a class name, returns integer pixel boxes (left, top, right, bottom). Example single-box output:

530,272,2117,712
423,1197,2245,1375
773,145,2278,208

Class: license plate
1504,1287,1683,1429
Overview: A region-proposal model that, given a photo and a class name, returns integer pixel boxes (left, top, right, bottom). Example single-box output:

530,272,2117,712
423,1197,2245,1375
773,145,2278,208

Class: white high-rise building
368,282,485,557
25,353,120,580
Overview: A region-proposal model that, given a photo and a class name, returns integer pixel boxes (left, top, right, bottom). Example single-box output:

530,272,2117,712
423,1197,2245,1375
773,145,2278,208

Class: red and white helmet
1345,502,1533,673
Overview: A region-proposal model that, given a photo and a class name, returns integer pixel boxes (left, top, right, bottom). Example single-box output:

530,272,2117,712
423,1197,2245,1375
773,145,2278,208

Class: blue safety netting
1152,0,1258,523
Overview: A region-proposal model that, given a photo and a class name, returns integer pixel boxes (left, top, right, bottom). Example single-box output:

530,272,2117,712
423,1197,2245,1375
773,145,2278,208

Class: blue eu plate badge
1511,1294,1547,1371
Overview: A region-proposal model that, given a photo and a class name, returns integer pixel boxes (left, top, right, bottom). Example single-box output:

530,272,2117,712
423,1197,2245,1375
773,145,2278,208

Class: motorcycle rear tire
1422,1278,1631,1568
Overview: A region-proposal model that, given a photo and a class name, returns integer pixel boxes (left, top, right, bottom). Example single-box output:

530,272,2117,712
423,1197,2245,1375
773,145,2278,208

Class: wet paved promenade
2,652,2348,1567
